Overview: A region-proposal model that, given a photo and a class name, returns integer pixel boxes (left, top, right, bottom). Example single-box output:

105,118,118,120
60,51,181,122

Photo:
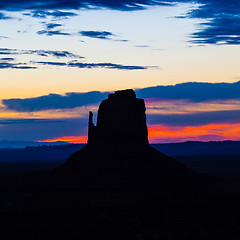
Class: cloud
136,81,240,102
180,0,240,45
37,30,71,36
0,12,12,19
1,1,239,45
2,80,240,112
46,23,62,29
0,62,36,69
0,48,148,70
35,60,150,70
0,57,15,61
30,10,78,19
37,22,72,38
0,48,83,59
2,80,240,141
0,48,17,55
147,110,240,126
0,0,173,12
31,50,83,58
190,16,240,45
79,30,114,40
3,81,240,113
2,91,109,112
79,30,128,42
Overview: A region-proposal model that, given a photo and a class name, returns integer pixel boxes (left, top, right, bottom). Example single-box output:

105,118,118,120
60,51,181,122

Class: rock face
88,89,148,147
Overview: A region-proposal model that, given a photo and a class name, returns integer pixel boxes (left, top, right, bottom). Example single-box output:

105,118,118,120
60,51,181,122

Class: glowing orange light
38,123,240,144
38,136,88,144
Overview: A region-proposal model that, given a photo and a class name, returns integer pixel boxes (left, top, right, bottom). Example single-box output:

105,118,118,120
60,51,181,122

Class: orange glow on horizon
38,136,88,144
38,123,240,144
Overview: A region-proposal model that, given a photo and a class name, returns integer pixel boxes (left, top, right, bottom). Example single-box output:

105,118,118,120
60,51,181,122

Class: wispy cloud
37,29,71,36
79,30,114,40
190,16,240,45
0,48,150,71
79,30,128,42
46,23,62,29
0,48,84,59
180,0,240,45
0,62,36,69
0,57,15,61
35,60,150,70
29,10,78,19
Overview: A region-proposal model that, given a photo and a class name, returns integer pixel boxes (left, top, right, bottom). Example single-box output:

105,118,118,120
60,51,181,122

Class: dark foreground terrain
0,170,239,240
0,141,240,178
0,143,239,240
0,188,239,239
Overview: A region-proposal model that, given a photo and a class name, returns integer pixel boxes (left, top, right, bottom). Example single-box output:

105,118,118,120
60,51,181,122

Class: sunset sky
0,0,240,143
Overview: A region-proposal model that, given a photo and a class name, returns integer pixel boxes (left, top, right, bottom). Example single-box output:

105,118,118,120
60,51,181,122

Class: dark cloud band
2,91,109,112
0,0,172,11
148,110,240,126
3,81,240,112
136,81,240,102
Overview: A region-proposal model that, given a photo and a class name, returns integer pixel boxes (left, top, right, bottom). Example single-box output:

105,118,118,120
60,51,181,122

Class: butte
63,89,203,184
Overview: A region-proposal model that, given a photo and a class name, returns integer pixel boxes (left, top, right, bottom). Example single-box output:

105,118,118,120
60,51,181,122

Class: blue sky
0,0,240,143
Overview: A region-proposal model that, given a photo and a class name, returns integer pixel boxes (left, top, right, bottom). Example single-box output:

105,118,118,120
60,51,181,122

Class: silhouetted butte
88,89,148,147
65,89,201,182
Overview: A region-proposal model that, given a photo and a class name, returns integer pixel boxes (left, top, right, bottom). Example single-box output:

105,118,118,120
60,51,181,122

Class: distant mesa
65,89,203,182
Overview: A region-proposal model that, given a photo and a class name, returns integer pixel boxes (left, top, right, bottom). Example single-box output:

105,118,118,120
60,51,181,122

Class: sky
0,0,240,143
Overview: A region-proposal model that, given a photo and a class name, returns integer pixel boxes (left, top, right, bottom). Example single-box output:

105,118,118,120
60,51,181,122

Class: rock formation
65,89,202,182
88,89,148,147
